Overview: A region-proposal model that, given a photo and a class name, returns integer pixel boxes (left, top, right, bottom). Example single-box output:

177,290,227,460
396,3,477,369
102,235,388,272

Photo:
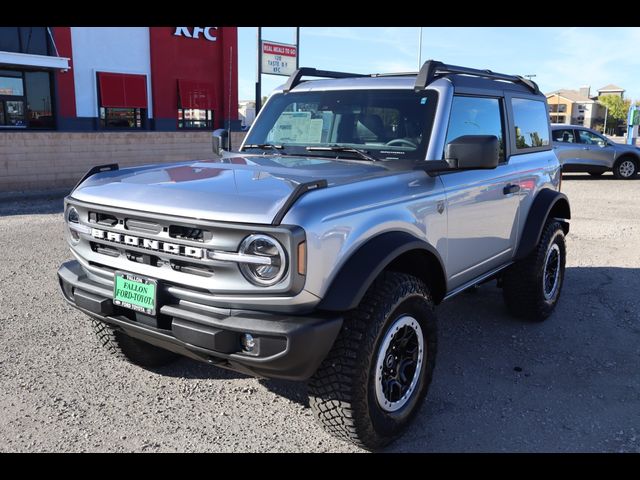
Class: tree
598,95,631,134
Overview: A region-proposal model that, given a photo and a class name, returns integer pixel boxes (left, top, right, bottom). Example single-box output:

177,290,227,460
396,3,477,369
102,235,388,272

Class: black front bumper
57,260,342,380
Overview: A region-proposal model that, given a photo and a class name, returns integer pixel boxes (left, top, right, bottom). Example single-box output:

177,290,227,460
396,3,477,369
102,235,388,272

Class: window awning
0,51,70,70
178,80,217,110
98,72,148,108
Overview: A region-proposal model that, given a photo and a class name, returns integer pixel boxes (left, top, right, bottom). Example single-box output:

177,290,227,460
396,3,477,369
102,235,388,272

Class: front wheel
503,220,566,321
308,272,437,450
613,157,638,179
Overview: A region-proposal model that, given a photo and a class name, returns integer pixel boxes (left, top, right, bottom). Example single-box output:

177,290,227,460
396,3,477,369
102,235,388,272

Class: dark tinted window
445,96,505,161
512,98,550,149
0,27,20,53
20,27,49,56
552,128,575,143
25,71,54,129
0,27,50,55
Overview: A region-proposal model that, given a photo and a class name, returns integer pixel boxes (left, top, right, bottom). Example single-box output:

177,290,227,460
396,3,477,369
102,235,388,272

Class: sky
238,27,640,102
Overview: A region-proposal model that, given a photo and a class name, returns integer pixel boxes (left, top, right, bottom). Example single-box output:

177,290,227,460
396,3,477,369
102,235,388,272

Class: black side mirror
445,135,499,169
212,129,229,156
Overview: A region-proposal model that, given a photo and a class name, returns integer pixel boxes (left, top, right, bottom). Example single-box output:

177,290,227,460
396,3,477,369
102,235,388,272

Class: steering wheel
385,138,418,148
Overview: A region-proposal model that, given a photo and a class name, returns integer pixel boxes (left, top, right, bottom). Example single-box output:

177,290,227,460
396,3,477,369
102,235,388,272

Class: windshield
243,89,438,161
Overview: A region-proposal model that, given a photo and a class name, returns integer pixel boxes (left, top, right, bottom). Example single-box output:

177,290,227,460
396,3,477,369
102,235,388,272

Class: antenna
228,44,233,151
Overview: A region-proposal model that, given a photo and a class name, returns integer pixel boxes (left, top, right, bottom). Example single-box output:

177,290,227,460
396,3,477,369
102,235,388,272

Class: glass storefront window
0,70,55,129
5,101,26,126
25,71,54,129
0,76,25,96
99,107,144,129
178,108,213,129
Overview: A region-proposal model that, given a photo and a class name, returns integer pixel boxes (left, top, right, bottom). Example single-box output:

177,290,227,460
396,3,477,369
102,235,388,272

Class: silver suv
58,61,571,449
551,123,640,178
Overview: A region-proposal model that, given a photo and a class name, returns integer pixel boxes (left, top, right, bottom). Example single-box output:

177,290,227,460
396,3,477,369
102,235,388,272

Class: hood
71,155,391,224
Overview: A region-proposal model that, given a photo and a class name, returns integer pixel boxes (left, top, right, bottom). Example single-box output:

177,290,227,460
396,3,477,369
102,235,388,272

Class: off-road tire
503,220,566,321
613,156,638,179
91,319,179,368
308,272,437,450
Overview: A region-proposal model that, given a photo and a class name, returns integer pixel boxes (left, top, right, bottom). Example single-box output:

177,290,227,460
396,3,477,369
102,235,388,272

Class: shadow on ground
0,194,65,216
562,173,639,181
385,266,640,452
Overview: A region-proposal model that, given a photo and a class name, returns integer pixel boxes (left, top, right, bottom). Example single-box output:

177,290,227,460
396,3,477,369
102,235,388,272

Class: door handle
582,147,590,150
503,184,520,195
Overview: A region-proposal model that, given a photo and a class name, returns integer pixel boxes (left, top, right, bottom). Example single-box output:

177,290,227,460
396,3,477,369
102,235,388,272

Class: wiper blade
305,146,378,162
242,143,285,151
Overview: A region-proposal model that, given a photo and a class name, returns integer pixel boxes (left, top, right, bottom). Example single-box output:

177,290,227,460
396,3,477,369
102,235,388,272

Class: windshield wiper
305,146,378,162
242,143,286,152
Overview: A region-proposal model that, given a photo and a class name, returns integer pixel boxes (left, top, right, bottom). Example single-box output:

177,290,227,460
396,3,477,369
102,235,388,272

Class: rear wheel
503,220,566,321
308,272,437,450
91,319,179,368
613,157,638,179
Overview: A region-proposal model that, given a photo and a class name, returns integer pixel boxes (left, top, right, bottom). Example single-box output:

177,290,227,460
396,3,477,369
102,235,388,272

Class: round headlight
238,234,287,286
67,206,79,223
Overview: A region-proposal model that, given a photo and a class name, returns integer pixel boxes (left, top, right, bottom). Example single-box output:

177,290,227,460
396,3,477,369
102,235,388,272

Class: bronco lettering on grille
91,228,204,259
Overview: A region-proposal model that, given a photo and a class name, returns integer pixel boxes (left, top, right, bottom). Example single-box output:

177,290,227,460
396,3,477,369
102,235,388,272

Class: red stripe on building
52,27,76,119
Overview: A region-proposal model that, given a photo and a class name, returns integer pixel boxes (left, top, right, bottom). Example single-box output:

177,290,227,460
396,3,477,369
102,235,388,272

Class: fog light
70,229,80,243
240,333,256,352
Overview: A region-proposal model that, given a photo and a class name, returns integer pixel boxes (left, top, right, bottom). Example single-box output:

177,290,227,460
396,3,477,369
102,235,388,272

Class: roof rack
282,61,540,95
283,67,366,93
414,60,540,94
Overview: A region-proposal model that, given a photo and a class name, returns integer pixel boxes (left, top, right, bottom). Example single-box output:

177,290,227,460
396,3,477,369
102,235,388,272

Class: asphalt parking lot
0,173,639,453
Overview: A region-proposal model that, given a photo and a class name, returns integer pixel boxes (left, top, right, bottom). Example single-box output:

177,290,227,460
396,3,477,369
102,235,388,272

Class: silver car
551,124,640,179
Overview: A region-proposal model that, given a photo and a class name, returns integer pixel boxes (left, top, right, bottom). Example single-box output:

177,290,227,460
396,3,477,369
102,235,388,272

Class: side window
445,96,505,161
551,129,575,143
576,130,606,146
512,98,550,149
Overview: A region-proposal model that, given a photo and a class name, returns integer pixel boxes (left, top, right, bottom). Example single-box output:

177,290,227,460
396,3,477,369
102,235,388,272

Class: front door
551,127,581,167
440,95,521,289
575,129,616,168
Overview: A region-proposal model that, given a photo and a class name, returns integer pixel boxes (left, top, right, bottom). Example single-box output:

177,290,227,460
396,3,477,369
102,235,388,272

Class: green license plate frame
113,271,157,316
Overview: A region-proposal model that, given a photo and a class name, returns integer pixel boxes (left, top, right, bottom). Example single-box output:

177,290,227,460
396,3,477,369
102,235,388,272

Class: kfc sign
174,27,218,42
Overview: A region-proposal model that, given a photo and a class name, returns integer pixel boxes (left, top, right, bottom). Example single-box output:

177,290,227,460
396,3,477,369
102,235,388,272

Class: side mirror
212,129,229,156
445,135,499,170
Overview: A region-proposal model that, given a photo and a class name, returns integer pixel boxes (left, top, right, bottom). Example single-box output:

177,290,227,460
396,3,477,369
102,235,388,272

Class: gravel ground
0,173,638,452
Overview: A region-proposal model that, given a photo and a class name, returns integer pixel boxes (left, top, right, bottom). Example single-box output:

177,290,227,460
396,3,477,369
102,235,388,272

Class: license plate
113,272,157,316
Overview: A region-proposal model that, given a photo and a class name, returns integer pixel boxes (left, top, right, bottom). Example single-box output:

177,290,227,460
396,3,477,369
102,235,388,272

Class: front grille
69,199,302,296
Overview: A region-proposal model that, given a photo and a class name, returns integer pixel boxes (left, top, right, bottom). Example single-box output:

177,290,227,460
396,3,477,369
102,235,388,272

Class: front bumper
58,260,342,380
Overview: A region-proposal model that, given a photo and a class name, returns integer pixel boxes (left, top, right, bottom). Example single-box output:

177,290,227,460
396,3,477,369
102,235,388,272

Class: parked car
58,61,570,449
551,124,639,179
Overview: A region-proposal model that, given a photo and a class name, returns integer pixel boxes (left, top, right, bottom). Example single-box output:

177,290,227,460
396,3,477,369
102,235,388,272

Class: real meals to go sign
261,41,297,76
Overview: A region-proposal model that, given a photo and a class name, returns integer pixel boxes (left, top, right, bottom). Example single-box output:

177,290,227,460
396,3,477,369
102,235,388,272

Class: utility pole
417,27,422,70
255,27,262,114
603,105,608,135
295,27,300,69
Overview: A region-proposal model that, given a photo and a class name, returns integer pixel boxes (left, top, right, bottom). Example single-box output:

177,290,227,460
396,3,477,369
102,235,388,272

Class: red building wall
52,27,77,120
149,27,238,130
